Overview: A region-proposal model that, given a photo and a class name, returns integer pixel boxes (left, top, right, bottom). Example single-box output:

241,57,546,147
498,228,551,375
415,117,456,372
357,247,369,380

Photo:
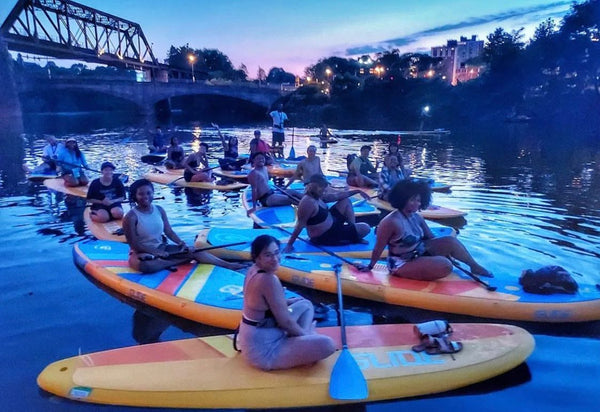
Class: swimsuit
309,208,360,246
306,203,329,226
387,213,429,271
258,189,275,206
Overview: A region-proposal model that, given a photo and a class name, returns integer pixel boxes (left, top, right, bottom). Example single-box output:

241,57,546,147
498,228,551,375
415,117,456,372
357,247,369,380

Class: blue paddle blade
289,146,296,159
329,348,368,400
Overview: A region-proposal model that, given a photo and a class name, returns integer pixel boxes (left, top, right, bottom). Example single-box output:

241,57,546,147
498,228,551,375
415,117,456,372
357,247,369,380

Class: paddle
166,241,250,258
329,263,368,400
272,185,302,204
46,157,130,183
449,258,497,291
271,225,362,270
288,127,296,159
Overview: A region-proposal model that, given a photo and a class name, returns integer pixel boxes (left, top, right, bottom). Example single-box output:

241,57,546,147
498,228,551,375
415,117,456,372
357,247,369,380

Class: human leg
288,299,314,331
109,204,124,220
331,198,355,223
391,256,452,280
269,334,336,370
192,250,248,270
425,236,491,277
89,207,110,223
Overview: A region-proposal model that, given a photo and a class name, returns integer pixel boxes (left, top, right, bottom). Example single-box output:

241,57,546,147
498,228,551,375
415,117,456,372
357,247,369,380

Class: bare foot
470,264,493,278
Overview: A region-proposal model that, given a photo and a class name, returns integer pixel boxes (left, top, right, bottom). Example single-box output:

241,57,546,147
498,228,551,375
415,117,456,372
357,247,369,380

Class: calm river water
0,113,599,412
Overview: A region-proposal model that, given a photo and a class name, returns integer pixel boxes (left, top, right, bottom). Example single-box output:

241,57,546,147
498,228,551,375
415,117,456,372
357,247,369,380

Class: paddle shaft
333,264,348,347
272,225,360,268
35,154,102,174
450,258,497,291
272,185,302,204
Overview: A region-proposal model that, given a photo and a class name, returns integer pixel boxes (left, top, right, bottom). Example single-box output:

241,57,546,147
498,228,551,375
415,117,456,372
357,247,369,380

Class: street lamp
188,54,196,82
325,68,332,81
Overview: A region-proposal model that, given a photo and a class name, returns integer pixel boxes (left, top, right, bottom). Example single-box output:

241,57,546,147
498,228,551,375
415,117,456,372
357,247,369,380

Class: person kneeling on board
283,174,371,252
86,162,126,223
123,179,247,273
237,235,335,370
57,137,89,187
366,180,491,280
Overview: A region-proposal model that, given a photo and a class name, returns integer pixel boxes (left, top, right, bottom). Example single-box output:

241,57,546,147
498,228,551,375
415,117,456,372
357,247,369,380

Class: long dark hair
250,235,280,262
129,178,154,204
388,179,431,210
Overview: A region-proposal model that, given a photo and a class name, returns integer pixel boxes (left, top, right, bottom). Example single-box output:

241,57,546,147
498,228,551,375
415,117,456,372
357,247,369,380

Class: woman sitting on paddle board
366,180,491,280
378,155,408,201
182,142,212,182
86,162,126,223
57,137,89,187
239,235,335,370
164,136,185,170
123,179,246,273
283,174,371,252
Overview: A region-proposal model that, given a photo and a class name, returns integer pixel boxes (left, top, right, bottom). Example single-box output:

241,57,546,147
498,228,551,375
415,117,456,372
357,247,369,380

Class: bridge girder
0,0,162,71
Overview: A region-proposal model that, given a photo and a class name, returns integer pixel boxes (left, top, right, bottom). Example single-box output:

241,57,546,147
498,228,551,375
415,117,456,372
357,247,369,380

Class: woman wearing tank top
123,179,247,273
367,180,491,280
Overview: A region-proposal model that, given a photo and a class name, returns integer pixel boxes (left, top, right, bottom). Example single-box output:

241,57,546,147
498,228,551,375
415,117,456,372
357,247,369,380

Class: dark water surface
1,114,599,411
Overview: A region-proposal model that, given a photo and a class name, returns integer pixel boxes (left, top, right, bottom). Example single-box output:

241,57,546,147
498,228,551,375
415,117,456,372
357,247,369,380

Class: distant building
431,35,484,85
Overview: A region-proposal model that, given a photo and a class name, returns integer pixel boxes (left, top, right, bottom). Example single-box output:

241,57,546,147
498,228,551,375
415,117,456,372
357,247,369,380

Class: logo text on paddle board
534,310,572,321
69,386,92,399
128,289,147,302
353,350,444,370
220,285,243,297
290,275,315,288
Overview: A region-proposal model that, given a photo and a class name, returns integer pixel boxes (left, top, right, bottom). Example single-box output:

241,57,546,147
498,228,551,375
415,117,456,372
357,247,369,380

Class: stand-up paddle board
37,323,534,409
194,225,455,260
267,162,296,178
83,205,129,243
141,153,166,164
73,240,296,329
43,178,89,198
212,167,250,181
144,172,248,191
369,197,467,219
276,255,600,322
27,170,58,182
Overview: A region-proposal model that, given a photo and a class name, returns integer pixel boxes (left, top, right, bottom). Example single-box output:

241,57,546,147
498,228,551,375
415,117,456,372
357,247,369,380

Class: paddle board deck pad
72,240,297,328
43,178,89,198
83,206,129,243
194,226,455,260
37,323,534,409
276,256,600,322
242,186,380,228
141,153,166,164
144,172,248,191
369,197,467,219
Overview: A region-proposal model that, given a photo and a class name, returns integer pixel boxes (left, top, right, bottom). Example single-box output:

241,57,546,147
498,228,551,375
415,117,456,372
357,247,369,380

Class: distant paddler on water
57,137,89,187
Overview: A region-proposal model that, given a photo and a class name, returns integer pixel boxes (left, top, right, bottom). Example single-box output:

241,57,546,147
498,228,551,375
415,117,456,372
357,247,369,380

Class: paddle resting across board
37,323,534,409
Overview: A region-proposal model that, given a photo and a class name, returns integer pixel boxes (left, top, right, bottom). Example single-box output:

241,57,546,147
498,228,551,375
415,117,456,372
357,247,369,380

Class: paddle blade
289,146,296,159
329,348,368,400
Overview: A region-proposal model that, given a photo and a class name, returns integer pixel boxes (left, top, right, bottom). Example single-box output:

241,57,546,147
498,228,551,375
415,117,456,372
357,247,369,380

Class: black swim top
307,204,329,226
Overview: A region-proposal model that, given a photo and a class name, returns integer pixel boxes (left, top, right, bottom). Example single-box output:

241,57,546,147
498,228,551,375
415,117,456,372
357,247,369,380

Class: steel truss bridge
0,0,164,73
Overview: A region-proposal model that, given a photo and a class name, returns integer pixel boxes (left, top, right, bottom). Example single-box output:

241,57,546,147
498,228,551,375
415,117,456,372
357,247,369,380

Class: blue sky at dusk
0,0,573,77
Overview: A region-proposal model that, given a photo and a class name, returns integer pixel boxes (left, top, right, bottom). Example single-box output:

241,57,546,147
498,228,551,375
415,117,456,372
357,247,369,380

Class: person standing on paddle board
284,145,324,188
182,142,213,183
268,104,288,157
238,235,335,370
86,162,126,223
247,153,300,215
283,174,371,252
57,137,89,187
164,136,185,170
366,180,491,280
123,179,247,273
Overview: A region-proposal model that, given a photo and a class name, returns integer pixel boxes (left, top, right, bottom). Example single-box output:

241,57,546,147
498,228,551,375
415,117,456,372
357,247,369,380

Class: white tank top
131,205,164,250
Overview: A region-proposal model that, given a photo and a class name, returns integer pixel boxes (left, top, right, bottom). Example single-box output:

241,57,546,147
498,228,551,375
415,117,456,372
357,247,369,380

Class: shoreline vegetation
8,1,600,146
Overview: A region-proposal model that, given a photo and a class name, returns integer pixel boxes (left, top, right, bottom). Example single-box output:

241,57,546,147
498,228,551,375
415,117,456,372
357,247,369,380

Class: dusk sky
0,0,574,77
